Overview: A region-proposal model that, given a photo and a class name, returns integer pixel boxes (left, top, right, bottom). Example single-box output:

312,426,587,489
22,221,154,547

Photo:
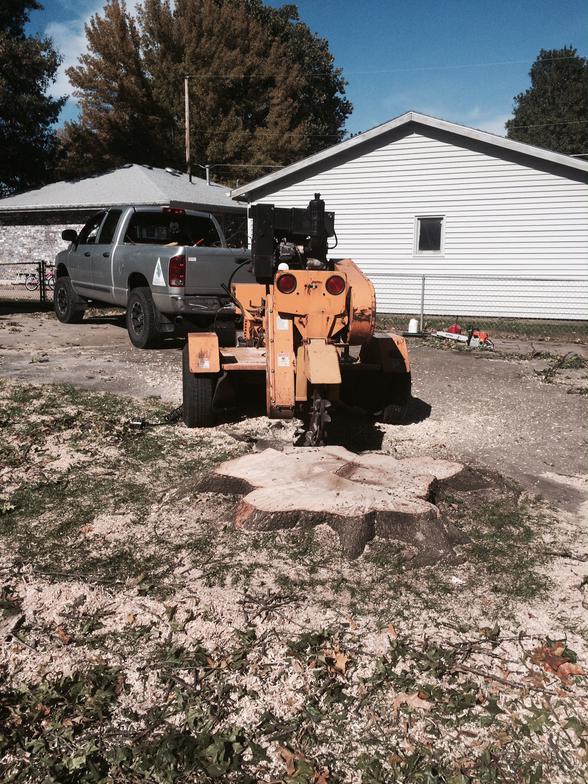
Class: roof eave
231,110,588,200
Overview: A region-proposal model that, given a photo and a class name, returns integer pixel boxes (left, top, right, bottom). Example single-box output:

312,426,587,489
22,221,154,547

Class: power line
183,55,583,80
508,119,588,128
182,117,587,143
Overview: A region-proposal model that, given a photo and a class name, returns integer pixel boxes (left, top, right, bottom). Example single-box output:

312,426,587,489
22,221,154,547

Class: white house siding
250,132,588,320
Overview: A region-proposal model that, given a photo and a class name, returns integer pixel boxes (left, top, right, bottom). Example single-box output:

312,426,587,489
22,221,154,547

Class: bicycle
24,267,55,291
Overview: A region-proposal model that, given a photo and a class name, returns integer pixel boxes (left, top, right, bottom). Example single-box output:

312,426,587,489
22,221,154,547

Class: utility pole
184,75,191,182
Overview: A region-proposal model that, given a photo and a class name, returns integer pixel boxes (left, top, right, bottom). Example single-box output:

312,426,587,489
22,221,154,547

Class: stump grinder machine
182,195,411,445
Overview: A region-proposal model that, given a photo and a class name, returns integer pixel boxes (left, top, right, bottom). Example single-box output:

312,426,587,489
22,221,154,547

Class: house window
415,216,444,254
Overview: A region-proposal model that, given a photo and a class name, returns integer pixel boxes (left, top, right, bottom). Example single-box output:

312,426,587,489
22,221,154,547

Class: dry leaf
126,613,136,625
557,662,585,679
79,524,93,535
392,691,432,716
278,746,304,776
531,642,584,681
333,650,348,674
115,674,126,696
313,768,330,784
55,626,71,645
386,623,398,640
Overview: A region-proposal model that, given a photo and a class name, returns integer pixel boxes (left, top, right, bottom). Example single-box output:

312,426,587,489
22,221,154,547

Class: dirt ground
1,303,588,783
1,305,586,509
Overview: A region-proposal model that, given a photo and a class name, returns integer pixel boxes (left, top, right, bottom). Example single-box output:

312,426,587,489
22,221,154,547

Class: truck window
78,212,106,245
124,213,221,247
98,209,123,244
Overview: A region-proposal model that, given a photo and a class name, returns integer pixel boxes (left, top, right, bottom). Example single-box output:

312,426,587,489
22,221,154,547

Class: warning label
152,258,165,287
277,353,290,367
276,316,290,331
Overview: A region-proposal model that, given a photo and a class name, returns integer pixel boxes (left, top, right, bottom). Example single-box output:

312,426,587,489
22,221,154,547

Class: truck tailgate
184,248,252,295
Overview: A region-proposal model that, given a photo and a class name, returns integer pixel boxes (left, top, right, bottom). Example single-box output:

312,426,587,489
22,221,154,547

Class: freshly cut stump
204,446,467,559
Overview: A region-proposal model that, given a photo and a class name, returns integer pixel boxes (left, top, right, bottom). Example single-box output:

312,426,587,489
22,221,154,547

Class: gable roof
0,164,244,215
231,111,588,201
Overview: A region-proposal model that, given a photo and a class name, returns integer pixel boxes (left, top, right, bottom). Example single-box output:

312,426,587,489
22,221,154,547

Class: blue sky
30,0,588,137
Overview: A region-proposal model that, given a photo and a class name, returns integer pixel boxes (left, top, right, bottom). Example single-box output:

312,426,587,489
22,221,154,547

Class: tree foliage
505,47,588,157
58,0,352,183
0,0,65,196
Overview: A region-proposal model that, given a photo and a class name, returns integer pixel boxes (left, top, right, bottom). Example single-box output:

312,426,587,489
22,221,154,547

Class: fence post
419,275,425,332
38,260,46,304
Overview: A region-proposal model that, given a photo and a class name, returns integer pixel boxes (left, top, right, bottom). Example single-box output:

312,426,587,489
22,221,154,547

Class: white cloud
44,0,144,106
476,114,510,137
45,17,90,101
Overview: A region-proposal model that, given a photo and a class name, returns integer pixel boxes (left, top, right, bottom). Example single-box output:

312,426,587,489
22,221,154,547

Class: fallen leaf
313,768,329,784
55,626,71,645
126,613,136,625
278,746,303,776
386,623,398,640
531,641,584,681
557,662,585,679
333,650,348,674
392,691,433,716
79,525,94,535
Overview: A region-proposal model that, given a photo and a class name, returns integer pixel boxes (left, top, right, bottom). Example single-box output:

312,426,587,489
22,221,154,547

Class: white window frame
414,215,445,256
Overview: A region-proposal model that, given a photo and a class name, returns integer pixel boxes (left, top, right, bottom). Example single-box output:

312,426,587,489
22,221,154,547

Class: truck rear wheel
182,344,215,427
54,276,85,324
127,286,161,349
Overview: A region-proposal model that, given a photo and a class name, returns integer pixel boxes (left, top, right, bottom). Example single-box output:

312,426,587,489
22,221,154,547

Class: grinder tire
182,344,215,427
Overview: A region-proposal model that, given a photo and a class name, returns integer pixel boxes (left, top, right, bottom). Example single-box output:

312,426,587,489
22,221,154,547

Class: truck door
91,209,122,301
69,211,107,297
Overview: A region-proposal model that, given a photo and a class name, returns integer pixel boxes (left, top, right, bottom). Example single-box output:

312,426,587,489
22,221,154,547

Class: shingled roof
0,164,244,216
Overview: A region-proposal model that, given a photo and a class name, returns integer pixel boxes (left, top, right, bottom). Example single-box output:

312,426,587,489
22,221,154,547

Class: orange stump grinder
182,195,411,445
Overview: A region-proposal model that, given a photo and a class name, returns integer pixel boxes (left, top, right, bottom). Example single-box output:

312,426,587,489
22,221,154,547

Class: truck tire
127,286,161,349
54,276,85,324
182,344,215,427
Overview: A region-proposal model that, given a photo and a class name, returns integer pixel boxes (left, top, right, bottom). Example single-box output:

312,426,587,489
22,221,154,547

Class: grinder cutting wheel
182,194,411,445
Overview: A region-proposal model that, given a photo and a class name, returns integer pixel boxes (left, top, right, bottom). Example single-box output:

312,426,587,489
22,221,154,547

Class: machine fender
187,332,221,374
359,332,411,374
304,340,342,384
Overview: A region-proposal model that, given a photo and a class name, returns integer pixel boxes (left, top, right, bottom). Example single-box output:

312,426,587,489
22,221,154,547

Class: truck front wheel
182,344,215,427
54,276,85,324
126,286,161,349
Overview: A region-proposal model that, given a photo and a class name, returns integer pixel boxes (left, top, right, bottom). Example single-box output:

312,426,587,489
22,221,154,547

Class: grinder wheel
302,387,332,446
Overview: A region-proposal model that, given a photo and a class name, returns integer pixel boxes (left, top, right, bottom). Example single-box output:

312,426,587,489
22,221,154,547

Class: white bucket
408,318,419,334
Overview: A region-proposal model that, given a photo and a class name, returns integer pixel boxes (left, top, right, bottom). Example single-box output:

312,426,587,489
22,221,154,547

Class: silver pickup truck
53,205,252,348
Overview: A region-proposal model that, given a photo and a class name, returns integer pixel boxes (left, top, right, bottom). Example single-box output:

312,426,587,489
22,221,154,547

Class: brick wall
0,220,84,281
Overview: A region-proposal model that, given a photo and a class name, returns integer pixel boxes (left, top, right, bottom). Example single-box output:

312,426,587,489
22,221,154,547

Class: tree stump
201,446,468,560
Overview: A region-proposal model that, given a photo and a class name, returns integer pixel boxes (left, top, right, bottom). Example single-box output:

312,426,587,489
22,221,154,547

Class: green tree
505,47,588,156
58,0,166,178
0,0,65,196
59,0,352,183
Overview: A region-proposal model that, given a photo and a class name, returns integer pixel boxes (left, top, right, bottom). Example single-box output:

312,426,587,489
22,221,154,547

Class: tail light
169,254,186,287
325,275,345,295
276,273,297,294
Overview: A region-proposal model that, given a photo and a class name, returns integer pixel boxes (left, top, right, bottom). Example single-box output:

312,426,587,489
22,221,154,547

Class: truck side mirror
62,229,78,242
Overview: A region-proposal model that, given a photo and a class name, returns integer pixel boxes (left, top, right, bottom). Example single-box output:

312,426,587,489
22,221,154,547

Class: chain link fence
371,272,588,341
0,261,55,303
0,264,586,341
